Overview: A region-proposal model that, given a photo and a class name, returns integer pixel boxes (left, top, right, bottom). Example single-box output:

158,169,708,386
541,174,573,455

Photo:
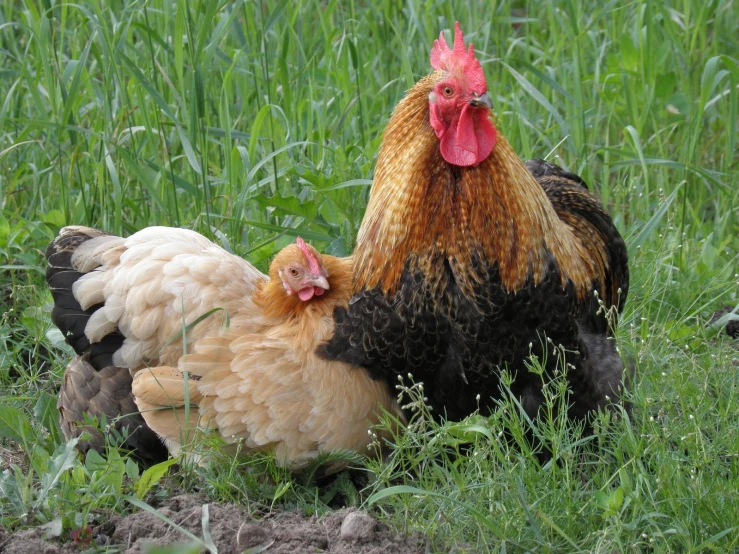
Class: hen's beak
308,275,330,291
468,92,493,109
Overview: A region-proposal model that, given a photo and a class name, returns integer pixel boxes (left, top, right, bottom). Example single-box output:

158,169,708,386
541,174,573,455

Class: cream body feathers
66,226,266,370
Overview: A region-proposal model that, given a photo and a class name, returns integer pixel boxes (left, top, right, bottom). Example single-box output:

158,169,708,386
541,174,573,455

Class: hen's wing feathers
47,225,267,463
46,226,267,371
132,366,204,455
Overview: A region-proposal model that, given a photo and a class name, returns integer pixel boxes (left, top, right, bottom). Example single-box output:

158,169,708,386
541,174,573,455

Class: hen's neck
354,75,593,297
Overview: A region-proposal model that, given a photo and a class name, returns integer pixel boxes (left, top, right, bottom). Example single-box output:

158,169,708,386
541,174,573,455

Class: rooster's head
428,22,496,167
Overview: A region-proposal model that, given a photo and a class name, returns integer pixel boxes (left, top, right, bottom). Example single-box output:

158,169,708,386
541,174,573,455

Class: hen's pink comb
296,237,322,275
429,22,487,93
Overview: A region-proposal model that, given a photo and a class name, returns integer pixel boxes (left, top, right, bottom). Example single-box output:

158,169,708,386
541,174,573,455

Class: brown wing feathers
526,158,630,317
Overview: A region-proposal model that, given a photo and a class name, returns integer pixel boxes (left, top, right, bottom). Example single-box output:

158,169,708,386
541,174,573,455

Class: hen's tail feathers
46,226,126,370
58,355,169,465
48,227,169,464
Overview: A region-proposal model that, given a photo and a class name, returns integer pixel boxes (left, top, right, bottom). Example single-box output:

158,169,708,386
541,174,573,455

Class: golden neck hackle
354,74,594,298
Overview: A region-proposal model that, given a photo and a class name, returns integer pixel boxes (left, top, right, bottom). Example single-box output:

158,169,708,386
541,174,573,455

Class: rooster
132,242,403,471
319,23,629,426
47,228,399,465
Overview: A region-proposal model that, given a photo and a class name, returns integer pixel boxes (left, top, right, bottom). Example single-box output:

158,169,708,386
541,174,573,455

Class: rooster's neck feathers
354,75,594,297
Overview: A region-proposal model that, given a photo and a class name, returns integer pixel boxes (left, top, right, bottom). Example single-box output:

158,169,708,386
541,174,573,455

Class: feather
132,367,203,406
126,250,402,472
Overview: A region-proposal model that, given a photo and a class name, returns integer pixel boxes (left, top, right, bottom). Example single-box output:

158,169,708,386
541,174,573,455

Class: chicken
319,23,629,426
46,227,399,466
132,242,403,471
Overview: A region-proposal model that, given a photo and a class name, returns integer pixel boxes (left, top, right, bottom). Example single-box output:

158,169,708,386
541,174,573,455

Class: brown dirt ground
0,495,424,554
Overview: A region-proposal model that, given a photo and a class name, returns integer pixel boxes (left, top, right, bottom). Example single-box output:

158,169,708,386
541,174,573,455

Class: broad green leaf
251,192,324,224
34,438,80,509
34,393,63,445
136,458,178,499
0,404,35,447
39,519,63,539
620,32,639,73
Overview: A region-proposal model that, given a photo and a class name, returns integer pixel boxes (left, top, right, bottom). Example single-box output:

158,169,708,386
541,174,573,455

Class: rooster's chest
348,253,582,419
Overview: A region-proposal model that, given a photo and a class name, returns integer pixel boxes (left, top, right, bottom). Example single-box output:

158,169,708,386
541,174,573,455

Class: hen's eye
442,86,454,97
289,268,299,276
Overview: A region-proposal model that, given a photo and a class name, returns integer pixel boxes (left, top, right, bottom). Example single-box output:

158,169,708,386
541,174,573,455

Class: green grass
1,0,738,551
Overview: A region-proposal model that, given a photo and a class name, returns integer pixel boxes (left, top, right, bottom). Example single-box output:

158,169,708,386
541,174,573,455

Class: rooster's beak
468,93,493,109
308,275,330,291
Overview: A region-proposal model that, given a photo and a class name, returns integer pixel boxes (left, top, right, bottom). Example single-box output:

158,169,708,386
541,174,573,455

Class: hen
320,24,629,426
47,228,398,466
132,242,402,471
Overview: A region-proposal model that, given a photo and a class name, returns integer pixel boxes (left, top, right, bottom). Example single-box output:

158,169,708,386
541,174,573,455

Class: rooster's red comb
296,237,322,275
430,22,487,93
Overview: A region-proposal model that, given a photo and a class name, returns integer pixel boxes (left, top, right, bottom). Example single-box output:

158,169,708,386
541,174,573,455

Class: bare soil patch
0,495,423,554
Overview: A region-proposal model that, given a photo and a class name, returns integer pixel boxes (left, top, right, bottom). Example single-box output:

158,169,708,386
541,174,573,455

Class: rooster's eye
289,268,299,277
442,86,454,97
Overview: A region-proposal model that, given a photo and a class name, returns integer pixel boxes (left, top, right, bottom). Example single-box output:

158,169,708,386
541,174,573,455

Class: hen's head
429,22,496,167
271,237,330,302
